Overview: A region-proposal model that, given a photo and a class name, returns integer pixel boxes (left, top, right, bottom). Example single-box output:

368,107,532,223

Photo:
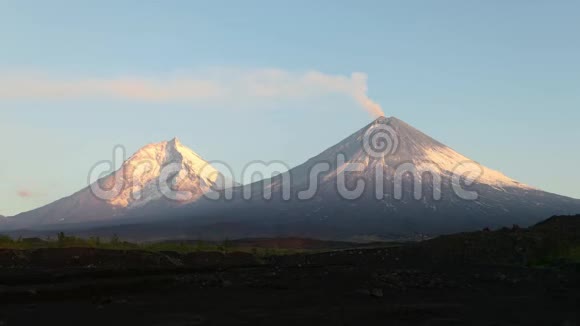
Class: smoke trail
0,68,385,117
350,73,385,117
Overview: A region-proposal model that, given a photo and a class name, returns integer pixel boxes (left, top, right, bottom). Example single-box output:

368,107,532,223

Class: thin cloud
0,68,384,117
16,189,46,198
17,190,33,198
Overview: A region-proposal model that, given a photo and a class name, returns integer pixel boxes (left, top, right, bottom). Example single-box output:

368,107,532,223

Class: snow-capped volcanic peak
315,116,533,190
100,137,220,209
374,117,534,190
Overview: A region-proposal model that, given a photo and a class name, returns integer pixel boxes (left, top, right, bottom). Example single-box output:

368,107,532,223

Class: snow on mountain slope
261,116,534,194
2,138,221,229
104,137,220,209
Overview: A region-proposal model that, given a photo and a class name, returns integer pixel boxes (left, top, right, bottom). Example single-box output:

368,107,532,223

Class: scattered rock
370,288,383,298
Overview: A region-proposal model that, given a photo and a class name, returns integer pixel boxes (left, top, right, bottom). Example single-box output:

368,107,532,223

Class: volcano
168,116,580,240
2,138,222,230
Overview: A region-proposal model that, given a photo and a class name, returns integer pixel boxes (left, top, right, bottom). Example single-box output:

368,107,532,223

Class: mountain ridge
3,116,580,240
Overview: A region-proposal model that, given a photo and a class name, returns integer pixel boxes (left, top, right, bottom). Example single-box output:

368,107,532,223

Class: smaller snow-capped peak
100,138,220,209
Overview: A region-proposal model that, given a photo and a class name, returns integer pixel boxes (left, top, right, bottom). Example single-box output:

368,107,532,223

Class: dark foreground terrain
1,215,579,326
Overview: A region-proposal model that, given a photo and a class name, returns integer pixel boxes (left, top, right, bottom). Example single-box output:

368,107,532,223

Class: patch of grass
557,245,580,263
0,233,307,256
529,243,580,266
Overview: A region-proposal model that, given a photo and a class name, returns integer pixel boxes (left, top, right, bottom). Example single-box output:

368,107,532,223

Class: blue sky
1,0,579,216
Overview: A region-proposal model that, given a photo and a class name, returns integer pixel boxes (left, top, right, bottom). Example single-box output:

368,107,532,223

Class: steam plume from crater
349,72,385,117
0,68,385,117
